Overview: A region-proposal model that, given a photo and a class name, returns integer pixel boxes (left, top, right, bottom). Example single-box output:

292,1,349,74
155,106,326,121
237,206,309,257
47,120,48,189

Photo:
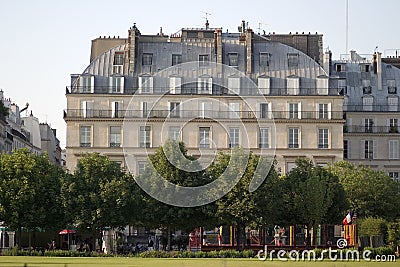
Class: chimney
375,52,382,90
215,29,223,72
205,20,209,30
245,28,253,74
323,50,332,76
0,89,3,101
126,23,140,75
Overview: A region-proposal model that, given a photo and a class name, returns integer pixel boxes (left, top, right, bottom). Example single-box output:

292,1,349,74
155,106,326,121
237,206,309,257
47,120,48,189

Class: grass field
0,257,398,267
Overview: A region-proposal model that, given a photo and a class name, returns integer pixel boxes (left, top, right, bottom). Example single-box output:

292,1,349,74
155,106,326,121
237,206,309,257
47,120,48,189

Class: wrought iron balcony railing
344,125,400,133
64,109,344,120
66,86,344,96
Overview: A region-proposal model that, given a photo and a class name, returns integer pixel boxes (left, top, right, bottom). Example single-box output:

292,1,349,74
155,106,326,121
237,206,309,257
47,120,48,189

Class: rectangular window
169,102,181,118
199,54,209,67
364,118,374,133
198,77,212,94
260,103,269,119
388,79,397,94
137,161,146,175
199,127,210,148
259,52,270,67
110,76,124,93
80,126,91,147
141,102,148,118
142,53,153,65
318,104,328,119
200,101,212,118
362,79,372,94
138,76,153,94
113,52,124,65
229,103,240,119
288,103,299,119
344,140,349,159
81,101,93,118
79,75,93,93
287,53,299,67
364,140,374,159
389,140,399,159
110,126,121,147
390,118,398,133
139,126,151,148
389,172,399,180
288,127,299,148
169,126,181,141
318,128,329,149
259,128,269,148
172,54,182,66
228,53,238,67
360,64,371,73
229,128,239,148
335,64,345,72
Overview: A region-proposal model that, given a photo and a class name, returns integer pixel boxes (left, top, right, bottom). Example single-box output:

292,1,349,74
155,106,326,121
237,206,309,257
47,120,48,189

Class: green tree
358,217,387,247
0,149,65,248
282,158,348,245
207,148,281,250
0,101,9,118
139,141,216,250
329,161,400,220
64,153,139,250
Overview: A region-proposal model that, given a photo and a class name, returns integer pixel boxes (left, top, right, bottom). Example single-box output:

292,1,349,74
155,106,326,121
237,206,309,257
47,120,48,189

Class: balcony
345,105,399,112
64,109,344,120
344,125,400,134
66,86,344,96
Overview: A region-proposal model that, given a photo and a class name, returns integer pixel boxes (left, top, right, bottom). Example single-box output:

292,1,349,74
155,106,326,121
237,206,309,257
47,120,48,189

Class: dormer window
362,80,372,94
287,53,299,68
335,63,346,72
142,53,153,66
388,80,397,94
228,53,238,67
360,64,371,73
259,53,270,67
113,52,124,74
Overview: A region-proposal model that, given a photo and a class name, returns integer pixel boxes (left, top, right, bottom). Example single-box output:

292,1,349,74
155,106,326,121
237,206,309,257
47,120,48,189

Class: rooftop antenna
345,0,349,55
257,22,268,35
201,11,211,29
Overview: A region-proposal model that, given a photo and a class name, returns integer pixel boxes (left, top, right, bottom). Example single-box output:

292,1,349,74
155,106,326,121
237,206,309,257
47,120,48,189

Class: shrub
240,249,255,258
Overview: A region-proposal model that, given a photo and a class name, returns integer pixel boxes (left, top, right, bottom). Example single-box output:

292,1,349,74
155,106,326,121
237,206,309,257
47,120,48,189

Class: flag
342,211,353,225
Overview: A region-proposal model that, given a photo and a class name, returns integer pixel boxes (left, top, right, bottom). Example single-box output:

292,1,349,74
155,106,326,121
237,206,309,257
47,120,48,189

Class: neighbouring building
328,50,400,183
0,90,62,165
64,21,345,174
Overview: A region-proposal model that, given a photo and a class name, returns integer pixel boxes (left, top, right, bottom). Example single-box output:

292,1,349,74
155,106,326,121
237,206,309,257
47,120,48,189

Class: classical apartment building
64,22,344,174
329,50,400,181
0,90,62,164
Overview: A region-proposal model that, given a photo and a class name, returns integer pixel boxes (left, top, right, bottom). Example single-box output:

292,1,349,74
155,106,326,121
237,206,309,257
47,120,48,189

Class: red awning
58,229,76,235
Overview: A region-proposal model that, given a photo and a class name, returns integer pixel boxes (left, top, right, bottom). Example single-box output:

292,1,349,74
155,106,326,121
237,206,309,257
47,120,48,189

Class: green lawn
0,257,398,267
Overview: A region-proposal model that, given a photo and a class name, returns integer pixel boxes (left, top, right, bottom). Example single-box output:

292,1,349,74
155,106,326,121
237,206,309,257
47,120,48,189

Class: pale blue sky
0,0,399,147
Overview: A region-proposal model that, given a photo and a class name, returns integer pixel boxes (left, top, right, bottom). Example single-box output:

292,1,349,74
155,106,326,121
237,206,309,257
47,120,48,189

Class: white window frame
229,102,240,119
81,100,93,118
318,103,331,119
288,127,299,148
169,102,181,118
139,126,151,148
318,128,329,149
287,76,300,95
288,103,301,119
80,126,92,147
169,126,181,141
389,140,399,160
228,77,240,95
258,77,270,95
259,128,269,148
109,76,124,94
111,101,122,118
109,126,121,147
169,77,182,94
198,77,212,94
229,127,240,148
79,74,94,93
199,127,211,148
200,101,212,118
138,76,153,94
